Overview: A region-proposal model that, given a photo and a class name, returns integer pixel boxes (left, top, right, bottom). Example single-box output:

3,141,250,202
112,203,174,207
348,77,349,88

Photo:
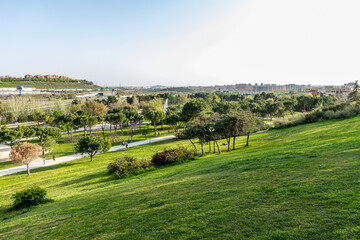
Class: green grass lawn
1,116,360,239
0,125,174,170
37,125,174,159
0,161,20,170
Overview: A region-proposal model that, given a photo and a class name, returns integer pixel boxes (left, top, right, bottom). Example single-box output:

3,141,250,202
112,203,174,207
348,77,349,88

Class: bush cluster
107,156,152,178
12,186,48,209
107,135,125,144
151,146,196,166
274,104,360,129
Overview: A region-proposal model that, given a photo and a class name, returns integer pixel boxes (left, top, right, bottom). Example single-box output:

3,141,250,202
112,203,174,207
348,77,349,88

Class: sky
1,0,360,87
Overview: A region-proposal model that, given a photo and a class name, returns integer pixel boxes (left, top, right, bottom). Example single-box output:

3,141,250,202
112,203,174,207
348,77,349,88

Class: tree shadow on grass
50,171,114,189
31,158,93,173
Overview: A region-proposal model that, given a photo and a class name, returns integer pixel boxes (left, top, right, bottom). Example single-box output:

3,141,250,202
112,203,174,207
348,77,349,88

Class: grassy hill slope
1,117,360,239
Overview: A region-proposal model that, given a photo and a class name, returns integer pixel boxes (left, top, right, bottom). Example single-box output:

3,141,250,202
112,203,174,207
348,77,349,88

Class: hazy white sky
1,0,360,86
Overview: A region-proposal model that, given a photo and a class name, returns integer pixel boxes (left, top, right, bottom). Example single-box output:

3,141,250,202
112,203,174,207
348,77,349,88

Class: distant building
324,86,353,99
24,74,33,79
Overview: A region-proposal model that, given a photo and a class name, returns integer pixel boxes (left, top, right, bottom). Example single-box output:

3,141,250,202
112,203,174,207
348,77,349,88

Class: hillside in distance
0,75,100,89
0,116,360,239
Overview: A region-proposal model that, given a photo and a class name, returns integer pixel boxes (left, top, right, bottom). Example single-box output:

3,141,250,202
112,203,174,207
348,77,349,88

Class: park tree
9,142,42,176
108,112,127,134
43,137,57,159
206,93,221,106
190,124,209,155
283,98,297,115
239,111,257,147
60,113,77,137
75,136,111,161
142,98,164,115
145,111,165,136
75,114,90,136
213,101,240,116
238,98,251,110
99,116,107,137
82,101,108,116
0,127,24,146
106,95,118,105
33,127,61,158
173,93,188,106
264,101,278,119
45,114,55,127
68,103,82,114
15,126,36,139
135,113,144,131
180,125,198,150
28,111,50,126
141,124,150,139
181,99,207,127
128,112,143,141
294,95,322,112
214,117,234,152
5,112,16,124
165,113,181,132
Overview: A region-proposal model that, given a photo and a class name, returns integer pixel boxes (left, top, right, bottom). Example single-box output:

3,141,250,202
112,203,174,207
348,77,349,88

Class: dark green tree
165,113,181,132
181,99,207,127
75,136,111,161
33,127,61,158
145,111,165,136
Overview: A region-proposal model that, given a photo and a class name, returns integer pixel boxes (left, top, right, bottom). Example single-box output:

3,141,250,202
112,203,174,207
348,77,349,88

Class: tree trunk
215,140,221,154
208,141,211,153
233,136,236,150
67,126,70,136
213,140,216,153
71,138,75,154
110,124,112,133
227,137,231,151
201,143,204,155
89,126,92,135
245,133,250,147
90,154,93,161
154,122,157,136
189,139,196,149
84,126,87,136
27,164,30,176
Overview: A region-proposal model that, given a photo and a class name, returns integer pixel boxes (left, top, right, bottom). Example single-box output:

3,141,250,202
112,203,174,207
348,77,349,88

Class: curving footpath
0,135,176,177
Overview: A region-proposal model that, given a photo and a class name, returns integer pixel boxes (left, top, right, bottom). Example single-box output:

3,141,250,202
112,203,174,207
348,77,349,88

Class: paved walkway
0,144,11,162
0,135,176,177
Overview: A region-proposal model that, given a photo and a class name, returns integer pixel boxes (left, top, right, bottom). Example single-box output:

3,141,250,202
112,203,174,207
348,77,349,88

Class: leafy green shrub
108,135,125,144
151,146,196,166
108,156,152,178
12,186,48,209
274,104,360,129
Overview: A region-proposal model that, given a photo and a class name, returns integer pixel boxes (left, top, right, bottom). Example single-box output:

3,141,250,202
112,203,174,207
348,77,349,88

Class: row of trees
180,110,257,154
189,92,337,118
7,127,111,176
